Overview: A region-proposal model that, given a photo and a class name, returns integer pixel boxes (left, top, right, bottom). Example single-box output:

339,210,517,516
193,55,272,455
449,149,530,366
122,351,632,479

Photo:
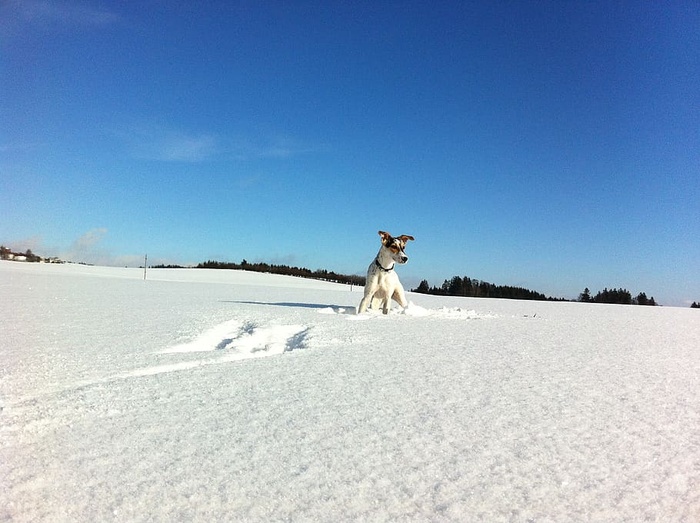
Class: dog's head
378,230,414,264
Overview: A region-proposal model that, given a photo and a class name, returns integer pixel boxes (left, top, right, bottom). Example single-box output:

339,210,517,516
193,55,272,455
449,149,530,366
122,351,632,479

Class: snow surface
2,261,699,522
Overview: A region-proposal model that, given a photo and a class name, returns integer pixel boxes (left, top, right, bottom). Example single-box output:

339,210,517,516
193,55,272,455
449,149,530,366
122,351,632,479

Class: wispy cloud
4,230,118,266
113,122,219,163
2,235,45,253
0,142,43,153
4,229,175,267
58,228,148,267
1,0,119,40
229,133,324,160
72,227,108,251
112,120,323,164
7,0,118,26
143,132,218,162
60,227,109,264
157,134,217,162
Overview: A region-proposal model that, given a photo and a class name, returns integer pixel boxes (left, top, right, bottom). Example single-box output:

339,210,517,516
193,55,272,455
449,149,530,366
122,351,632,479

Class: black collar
375,258,394,272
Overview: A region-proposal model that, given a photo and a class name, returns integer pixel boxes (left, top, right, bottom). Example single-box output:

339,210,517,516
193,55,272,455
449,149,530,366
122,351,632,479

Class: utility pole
144,254,147,280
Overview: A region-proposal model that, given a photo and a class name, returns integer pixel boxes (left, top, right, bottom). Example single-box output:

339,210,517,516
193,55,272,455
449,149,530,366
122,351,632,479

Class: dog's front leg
358,284,377,314
381,286,392,314
392,285,408,309
382,298,390,314
358,294,371,314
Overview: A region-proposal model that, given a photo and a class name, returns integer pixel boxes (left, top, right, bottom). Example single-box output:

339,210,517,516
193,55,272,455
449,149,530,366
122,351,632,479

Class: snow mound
408,305,496,319
402,301,431,316
432,306,496,319
339,301,497,319
317,306,349,315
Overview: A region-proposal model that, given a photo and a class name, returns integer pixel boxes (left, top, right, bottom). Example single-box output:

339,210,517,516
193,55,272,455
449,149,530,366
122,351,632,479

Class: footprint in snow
121,321,311,379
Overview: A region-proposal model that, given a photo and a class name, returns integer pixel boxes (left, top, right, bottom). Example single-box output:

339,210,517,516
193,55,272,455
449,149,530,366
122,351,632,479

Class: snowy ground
2,261,699,522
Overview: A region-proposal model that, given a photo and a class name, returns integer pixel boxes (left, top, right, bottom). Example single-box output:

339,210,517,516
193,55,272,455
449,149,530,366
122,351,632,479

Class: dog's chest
369,265,399,286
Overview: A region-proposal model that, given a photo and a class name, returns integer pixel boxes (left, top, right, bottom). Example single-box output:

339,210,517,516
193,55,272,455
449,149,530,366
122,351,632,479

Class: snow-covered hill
2,261,699,521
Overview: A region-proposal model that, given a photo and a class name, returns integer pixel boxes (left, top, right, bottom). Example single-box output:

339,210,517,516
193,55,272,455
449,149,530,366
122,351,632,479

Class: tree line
412,275,665,306
412,276,562,301
194,259,366,287
577,287,657,305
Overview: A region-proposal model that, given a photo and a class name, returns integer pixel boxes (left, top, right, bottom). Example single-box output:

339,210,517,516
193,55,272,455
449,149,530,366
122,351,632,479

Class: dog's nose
400,255,408,263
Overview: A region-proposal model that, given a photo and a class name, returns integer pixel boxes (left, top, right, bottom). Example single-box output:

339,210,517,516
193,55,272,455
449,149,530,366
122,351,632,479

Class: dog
357,230,415,314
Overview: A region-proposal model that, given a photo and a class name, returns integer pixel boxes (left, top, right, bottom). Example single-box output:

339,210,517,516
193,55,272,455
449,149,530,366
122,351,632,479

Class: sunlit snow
2,261,699,521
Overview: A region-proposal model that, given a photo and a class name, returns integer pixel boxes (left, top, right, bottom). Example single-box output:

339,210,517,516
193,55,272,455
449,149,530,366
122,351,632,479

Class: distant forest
181,259,365,287
412,276,661,306
412,276,561,301
577,287,658,306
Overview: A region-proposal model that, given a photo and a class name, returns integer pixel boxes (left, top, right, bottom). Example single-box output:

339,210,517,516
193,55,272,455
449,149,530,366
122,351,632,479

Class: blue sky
1,1,698,306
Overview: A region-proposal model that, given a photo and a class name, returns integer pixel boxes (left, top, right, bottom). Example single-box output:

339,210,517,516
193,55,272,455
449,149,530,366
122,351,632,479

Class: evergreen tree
578,288,592,302
415,280,430,293
635,292,648,306
448,276,463,296
594,287,632,304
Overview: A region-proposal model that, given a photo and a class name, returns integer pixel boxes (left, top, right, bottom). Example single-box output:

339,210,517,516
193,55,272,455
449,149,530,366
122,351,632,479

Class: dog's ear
398,235,415,242
378,231,392,244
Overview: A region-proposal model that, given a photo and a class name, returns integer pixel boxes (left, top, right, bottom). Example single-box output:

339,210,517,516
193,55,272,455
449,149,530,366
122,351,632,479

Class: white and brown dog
357,230,415,314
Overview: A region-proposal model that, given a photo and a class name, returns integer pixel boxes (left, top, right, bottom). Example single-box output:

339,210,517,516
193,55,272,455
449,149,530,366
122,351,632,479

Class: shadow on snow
221,300,356,313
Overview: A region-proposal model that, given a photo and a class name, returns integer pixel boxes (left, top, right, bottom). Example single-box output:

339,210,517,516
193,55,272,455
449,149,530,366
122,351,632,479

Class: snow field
1,261,699,521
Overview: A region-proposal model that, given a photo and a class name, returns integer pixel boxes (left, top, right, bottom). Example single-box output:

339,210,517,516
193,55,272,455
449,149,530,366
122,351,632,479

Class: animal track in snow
161,319,308,357
124,320,310,378
9,321,310,407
